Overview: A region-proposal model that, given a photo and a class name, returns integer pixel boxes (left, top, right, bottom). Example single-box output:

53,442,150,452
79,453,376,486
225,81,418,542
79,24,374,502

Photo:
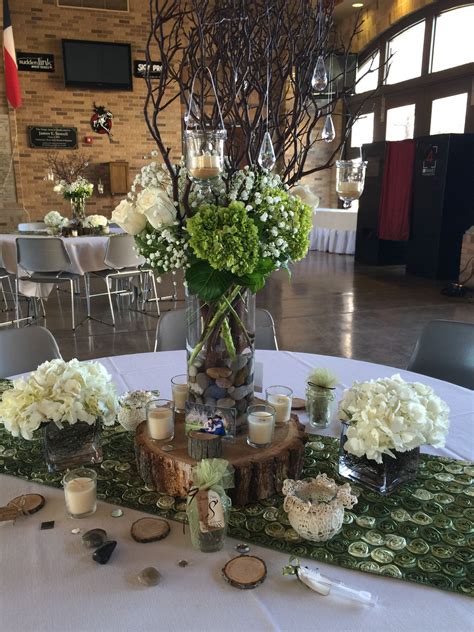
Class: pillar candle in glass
265,385,293,424
147,399,175,441
247,404,276,448
63,468,97,518
171,374,188,413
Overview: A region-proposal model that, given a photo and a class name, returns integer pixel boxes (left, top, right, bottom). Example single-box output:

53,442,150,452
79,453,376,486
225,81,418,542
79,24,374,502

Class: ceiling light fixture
352,2,364,7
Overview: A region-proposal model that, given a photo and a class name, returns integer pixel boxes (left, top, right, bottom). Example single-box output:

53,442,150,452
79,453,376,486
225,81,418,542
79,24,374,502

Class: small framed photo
185,402,236,440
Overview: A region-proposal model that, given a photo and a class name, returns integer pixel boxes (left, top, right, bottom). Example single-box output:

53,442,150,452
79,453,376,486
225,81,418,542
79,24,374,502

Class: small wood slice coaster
7,494,45,515
131,517,170,543
222,555,267,590
291,397,306,410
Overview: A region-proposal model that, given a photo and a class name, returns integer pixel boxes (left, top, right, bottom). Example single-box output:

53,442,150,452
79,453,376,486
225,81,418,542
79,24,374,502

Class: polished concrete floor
3,251,472,369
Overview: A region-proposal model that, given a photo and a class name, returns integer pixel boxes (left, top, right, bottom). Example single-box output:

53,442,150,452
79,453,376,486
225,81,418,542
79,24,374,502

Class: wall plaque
17,52,55,73
134,60,162,78
28,126,78,149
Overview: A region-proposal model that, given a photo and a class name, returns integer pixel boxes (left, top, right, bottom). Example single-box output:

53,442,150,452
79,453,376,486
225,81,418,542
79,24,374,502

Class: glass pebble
82,529,107,549
235,543,250,554
71,528,81,535
111,509,124,518
138,567,161,586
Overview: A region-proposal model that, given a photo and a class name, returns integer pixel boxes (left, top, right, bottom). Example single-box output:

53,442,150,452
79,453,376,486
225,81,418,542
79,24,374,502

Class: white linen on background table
1,350,473,632
309,208,358,255
0,234,109,297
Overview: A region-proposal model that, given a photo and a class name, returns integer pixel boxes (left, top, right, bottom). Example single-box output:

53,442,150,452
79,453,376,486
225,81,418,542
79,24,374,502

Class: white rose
291,184,320,208
137,187,176,229
112,199,147,235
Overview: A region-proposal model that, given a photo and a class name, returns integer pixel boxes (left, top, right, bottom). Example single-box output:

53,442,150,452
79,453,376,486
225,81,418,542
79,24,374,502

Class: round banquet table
309,208,358,255
0,350,472,632
0,233,109,297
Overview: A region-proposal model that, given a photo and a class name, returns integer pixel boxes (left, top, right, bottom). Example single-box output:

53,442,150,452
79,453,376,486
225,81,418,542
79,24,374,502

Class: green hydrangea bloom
187,201,259,276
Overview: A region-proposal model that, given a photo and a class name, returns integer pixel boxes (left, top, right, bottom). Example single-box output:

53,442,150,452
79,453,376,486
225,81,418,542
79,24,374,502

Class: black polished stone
92,540,117,565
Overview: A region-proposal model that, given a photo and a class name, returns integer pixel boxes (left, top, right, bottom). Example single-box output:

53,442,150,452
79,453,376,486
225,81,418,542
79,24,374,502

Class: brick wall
340,0,436,52
0,0,183,228
0,0,346,229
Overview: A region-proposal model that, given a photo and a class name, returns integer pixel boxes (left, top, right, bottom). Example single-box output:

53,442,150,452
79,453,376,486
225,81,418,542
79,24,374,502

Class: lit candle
247,410,275,447
267,394,292,424
64,476,96,518
189,154,221,180
147,407,174,441
337,181,362,199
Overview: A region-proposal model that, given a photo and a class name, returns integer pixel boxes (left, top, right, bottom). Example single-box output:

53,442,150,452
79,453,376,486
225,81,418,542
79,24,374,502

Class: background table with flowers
0,350,472,632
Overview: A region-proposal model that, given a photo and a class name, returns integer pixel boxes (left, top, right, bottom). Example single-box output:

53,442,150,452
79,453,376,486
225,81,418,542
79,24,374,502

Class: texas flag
3,0,22,108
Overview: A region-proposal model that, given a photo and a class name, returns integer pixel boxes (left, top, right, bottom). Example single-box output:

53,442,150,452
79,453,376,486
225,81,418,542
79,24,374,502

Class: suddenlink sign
17,52,55,73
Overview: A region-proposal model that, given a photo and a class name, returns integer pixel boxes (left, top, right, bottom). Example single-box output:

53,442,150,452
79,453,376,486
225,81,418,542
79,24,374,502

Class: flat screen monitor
62,39,132,90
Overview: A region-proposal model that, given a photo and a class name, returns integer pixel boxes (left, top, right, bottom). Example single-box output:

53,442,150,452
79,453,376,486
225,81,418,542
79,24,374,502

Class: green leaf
185,261,234,302
235,258,276,293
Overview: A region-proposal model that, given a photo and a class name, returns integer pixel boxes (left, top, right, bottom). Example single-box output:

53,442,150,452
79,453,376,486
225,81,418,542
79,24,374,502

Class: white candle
267,393,292,423
248,411,274,446
64,477,96,517
148,408,174,440
337,181,362,199
172,383,188,411
189,155,221,179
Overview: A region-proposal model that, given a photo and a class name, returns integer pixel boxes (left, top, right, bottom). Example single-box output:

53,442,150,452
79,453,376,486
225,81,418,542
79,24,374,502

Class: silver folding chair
407,320,474,390
16,237,82,330
0,325,62,378
154,307,279,351
85,233,159,326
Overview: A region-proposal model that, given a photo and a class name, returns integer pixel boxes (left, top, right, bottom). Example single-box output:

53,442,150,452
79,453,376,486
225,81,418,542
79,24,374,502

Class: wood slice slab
135,413,306,506
131,517,170,543
7,494,45,515
222,556,267,589
187,431,222,460
291,397,306,410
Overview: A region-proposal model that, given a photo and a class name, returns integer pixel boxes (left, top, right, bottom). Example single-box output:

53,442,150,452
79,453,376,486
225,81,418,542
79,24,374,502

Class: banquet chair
16,237,82,330
407,320,474,390
85,234,159,326
0,326,62,378
0,245,15,312
17,222,47,232
154,307,279,352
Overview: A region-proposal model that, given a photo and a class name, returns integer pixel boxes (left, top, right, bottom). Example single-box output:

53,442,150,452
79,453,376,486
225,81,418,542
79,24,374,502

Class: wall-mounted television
62,39,132,90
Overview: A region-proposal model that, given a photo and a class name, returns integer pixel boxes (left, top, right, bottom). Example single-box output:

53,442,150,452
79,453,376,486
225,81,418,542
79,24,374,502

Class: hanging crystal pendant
322,114,335,143
258,131,276,171
311,55,328,93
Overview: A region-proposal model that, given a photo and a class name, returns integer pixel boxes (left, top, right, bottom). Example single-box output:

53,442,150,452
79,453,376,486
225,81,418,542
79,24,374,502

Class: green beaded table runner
0,419,472,597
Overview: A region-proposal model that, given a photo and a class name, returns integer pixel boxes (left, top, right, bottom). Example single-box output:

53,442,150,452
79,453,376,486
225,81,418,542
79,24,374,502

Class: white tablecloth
0,234,109,297
1,350,472,632
309,208,358,255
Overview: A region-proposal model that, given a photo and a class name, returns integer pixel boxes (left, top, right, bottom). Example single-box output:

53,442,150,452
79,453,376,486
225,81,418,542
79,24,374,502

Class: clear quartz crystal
322,114,335,143
258,131,276,171
311,55,328,92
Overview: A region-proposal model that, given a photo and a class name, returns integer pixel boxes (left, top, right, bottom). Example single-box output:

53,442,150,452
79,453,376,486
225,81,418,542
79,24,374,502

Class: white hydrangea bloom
338,374,450,463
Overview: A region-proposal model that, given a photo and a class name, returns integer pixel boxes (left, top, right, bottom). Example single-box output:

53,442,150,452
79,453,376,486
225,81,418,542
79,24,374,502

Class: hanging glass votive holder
305,382,336,429
185,129,227,181
335,159,367,208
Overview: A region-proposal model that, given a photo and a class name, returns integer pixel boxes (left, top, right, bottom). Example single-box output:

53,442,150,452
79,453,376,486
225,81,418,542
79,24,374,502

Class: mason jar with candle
247,404,276,448
147,399,175,442
265,385,293,424
63,468,97,519
184,129,226,181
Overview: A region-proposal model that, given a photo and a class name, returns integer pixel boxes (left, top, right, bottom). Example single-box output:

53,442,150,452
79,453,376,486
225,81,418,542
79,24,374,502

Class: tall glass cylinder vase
186,286,255,431
70,196,86,223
